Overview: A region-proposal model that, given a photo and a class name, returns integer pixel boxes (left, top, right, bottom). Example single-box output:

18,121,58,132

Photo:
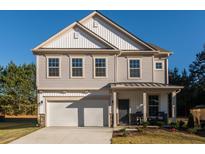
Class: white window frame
70,56,85,79
154,61,164,71
127,58,142,79
46,56,61,79
93,57,108,78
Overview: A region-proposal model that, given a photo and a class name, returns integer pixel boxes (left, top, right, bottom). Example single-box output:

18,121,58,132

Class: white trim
127,57,142,80
166,59,169,84
154,60,164,71
36,56,39,87
70,56,85,79
46,56,61,79
33,22,76,50
79,11,156,51
152,56,154,82
93,56,108,79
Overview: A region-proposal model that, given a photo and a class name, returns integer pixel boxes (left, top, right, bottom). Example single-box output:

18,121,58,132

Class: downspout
114,50,122,83
166,58,169,84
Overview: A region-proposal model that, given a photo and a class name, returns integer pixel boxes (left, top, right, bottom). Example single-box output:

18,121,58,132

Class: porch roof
110,82,183,90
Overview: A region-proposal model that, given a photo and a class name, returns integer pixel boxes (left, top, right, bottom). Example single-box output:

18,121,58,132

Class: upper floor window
48,58,60,77
155,61,163,70
128,58,141,78
94,58,107,78
71,58,83,78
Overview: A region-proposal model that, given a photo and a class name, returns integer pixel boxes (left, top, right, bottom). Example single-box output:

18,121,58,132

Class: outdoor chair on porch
148,112,168,124
131,111,143,125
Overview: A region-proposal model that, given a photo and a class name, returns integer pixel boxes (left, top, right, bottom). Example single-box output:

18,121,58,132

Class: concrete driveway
10,127,113,144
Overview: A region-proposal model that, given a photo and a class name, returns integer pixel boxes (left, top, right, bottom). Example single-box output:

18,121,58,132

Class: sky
0,10,205,71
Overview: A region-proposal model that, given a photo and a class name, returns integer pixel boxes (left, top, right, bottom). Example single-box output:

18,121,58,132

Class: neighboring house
33,11,183,127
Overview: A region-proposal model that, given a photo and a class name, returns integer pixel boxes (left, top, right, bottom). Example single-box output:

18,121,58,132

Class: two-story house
33,11,183,127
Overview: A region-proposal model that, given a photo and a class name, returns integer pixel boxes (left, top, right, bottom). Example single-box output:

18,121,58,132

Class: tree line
0,45,204,116
169,45,205,117
0,62,36,115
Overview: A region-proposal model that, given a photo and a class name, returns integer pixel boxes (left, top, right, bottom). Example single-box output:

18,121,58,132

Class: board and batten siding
117,91,168,115
43,27,109,49
83,16,148,50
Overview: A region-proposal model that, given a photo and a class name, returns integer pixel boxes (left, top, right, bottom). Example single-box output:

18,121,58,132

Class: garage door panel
47,99,108,127
47,102,78,127
84,108,103,126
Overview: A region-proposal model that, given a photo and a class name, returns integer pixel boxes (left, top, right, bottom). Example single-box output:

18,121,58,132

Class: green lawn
0,122,40,144
112,128,205,144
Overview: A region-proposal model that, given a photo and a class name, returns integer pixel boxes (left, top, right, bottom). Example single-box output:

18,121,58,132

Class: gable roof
33,21,117,51
148,43,172,54
79,11,157,51
33,11,171,55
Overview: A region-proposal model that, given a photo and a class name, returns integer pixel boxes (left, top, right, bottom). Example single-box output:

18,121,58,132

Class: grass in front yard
0,122,40,144
112,128,205,144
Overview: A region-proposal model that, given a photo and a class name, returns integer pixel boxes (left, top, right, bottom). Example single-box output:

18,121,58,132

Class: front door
118,99,129,125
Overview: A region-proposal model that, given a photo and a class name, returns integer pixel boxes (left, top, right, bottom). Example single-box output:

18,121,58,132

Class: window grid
95,58,106,77
149,95,159,117
72,58,83,77
48,58,60,77
155,62,163,70
129,59,140,78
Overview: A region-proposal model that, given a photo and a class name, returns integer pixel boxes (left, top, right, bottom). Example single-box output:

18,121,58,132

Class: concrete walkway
10,127,113,144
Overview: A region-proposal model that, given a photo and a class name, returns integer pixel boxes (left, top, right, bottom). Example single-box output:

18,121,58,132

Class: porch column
113,91,117,127
171,91,177,122
143,92,147,122
108,95,112,128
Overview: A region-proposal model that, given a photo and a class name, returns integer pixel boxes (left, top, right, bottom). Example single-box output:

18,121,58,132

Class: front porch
109,82,183,127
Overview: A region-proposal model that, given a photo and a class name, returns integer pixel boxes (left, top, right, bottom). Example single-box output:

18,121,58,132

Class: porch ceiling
110,82,183,91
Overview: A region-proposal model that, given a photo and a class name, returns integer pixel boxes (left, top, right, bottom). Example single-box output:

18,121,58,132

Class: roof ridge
76,22,119,50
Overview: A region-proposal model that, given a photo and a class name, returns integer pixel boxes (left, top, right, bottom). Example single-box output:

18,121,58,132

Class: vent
74,31,79,39
93,20,98,28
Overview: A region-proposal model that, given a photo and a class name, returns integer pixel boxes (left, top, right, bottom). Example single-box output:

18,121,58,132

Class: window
155,62,163,70
95,58,107,77
149,95,159,117
48,58,60,77
71,58,83,77
128,59,141,78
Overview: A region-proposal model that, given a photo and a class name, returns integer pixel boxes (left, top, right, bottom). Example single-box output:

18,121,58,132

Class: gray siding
153,58,166,83
117,56,153,82
37,54,167,90
37,54,115,90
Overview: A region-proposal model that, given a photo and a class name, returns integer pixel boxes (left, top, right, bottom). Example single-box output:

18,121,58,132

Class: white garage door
47,102,78,127
84,108,103,126
46,100,107,127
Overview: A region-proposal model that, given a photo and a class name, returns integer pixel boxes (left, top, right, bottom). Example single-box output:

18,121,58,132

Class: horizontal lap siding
117,56,153,82
154,58,166,83
37,55,115,89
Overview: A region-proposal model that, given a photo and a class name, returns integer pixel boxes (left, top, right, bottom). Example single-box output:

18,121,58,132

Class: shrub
187,113,195,128
156,121,165,128
187,127,198,134
178,120,185,129
142,121,149,128
170,122,178,129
